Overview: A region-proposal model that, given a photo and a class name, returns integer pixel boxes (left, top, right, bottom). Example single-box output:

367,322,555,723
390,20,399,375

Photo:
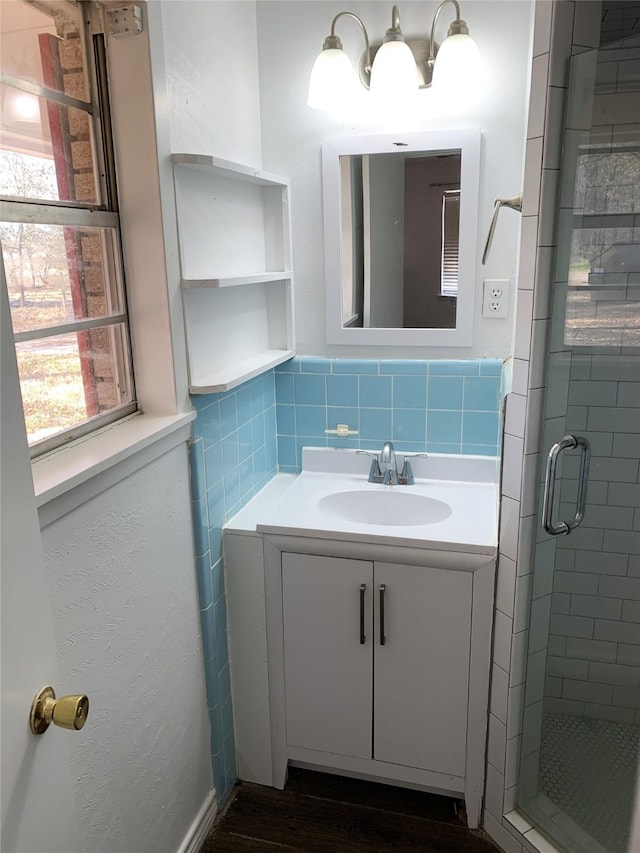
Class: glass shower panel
518,35,640,853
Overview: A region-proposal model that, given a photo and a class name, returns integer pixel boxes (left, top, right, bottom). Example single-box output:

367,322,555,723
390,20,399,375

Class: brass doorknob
29,686,89,735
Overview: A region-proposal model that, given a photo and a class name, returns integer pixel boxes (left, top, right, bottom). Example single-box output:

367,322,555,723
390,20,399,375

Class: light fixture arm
383,5,405,42
428,0,469,68
325,11,372,74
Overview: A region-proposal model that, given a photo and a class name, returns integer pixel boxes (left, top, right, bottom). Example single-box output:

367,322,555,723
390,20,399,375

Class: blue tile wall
188,372,277,805
188,355,505,802
275,357,505,471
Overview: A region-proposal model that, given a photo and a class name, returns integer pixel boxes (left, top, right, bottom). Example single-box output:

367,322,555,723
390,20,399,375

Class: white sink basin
318,489,452,527
251,447,499,554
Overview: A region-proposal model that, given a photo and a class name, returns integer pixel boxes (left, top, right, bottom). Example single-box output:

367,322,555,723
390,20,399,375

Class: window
440,189,460,297
1,0,136,456
564,140,640,347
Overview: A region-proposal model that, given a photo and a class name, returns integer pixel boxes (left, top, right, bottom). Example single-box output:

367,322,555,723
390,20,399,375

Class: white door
282,553,373,758
374,562,472,777
0,280,80,852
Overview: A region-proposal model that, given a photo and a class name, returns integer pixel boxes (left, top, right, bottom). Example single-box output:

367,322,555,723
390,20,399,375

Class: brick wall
42,28,123,416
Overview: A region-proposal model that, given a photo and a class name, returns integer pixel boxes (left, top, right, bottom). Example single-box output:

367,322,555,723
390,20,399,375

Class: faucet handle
357,451,383,482
369,458,382,480
357,451,382,480
399,459,415,485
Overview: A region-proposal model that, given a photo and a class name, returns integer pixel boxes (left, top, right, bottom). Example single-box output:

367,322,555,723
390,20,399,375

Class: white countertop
226,448,500,556
223,474,297,533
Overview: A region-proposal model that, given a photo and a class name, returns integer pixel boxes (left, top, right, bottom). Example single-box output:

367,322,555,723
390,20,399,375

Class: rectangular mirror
323,129,481,347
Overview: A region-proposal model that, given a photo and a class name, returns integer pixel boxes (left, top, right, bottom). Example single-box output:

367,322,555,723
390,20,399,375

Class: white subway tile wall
484,2,637,852
544,352,640,719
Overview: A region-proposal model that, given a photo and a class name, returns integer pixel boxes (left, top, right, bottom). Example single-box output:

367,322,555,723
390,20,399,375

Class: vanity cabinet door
373,562,472,777
282,553,373,759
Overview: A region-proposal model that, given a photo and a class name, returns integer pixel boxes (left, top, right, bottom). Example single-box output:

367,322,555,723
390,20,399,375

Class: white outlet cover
483,279,509,318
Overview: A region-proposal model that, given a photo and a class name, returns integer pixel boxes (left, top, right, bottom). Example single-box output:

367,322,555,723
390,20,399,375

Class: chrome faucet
358,442,425,485
379,441,398,485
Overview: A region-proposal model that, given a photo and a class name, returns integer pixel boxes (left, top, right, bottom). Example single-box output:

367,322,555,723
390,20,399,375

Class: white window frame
1,0,139,457
21,0,193,504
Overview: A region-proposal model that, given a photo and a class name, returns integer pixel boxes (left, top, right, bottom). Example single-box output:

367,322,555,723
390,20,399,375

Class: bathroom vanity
223,448,499,828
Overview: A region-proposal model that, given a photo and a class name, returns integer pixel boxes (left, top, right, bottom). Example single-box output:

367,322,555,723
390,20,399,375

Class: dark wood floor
201,768,500,852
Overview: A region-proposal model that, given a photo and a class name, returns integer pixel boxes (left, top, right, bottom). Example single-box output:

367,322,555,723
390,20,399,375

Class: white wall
40,445,211,853
159,0,262,166
3,4,269,850
256,0,533,358
367,153,405,328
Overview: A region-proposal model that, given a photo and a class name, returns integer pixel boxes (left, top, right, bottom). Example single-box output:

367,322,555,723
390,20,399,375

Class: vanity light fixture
368,6,418,103
427,0,482,97
307,1,482,111
307,11,372,111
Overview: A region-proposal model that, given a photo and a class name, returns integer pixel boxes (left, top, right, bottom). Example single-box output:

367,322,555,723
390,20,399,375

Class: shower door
518,33,640,853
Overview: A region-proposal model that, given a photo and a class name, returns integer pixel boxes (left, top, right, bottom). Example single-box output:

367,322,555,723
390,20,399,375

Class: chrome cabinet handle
542,434,591,535
379,584,386,646
359,584,366,645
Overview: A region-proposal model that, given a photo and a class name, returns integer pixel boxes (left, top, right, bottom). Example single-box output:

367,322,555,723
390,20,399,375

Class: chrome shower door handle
543,436,574,536
571,435,591,528
542,434,591,535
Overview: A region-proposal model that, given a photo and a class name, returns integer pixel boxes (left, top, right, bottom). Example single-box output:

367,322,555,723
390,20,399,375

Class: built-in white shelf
172,154,295,394
181,271,293,290
171,153,288,188
189,349,295,394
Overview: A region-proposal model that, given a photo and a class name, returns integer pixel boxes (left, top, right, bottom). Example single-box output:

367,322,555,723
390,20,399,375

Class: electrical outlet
482,279,509,318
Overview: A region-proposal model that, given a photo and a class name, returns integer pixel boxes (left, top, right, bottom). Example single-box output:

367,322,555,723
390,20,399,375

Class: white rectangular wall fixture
483,279,510,319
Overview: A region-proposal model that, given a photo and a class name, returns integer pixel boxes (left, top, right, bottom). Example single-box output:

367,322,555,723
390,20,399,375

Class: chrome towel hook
481,193,523,265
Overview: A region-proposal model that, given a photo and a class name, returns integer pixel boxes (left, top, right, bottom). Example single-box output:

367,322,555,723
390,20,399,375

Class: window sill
33,411,195,509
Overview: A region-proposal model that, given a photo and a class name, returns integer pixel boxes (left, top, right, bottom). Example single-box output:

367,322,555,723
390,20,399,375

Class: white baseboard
177,789,218,853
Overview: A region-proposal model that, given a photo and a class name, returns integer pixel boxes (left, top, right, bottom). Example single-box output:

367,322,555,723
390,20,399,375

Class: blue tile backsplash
188,356,505,804
274,357,504,471
188,372,277,805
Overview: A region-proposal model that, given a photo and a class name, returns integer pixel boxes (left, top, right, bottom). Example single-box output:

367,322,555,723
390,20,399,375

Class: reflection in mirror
340,151,461,330
323,130,481,347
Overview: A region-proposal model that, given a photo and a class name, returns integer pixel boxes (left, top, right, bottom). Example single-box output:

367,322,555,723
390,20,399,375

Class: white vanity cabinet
222,458,498,830
282,554,373,760
373,560,472,776
258,535,494,829
282,553,472,778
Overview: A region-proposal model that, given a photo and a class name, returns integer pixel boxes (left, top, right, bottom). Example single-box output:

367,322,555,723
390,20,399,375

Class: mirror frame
322,129,481,347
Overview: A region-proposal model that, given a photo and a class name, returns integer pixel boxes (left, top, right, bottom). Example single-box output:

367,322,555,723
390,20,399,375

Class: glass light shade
431,33,482,98
369,40,419,102
307,48,354,111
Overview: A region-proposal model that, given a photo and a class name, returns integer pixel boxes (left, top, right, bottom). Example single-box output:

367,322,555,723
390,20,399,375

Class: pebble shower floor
539,712,639,853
